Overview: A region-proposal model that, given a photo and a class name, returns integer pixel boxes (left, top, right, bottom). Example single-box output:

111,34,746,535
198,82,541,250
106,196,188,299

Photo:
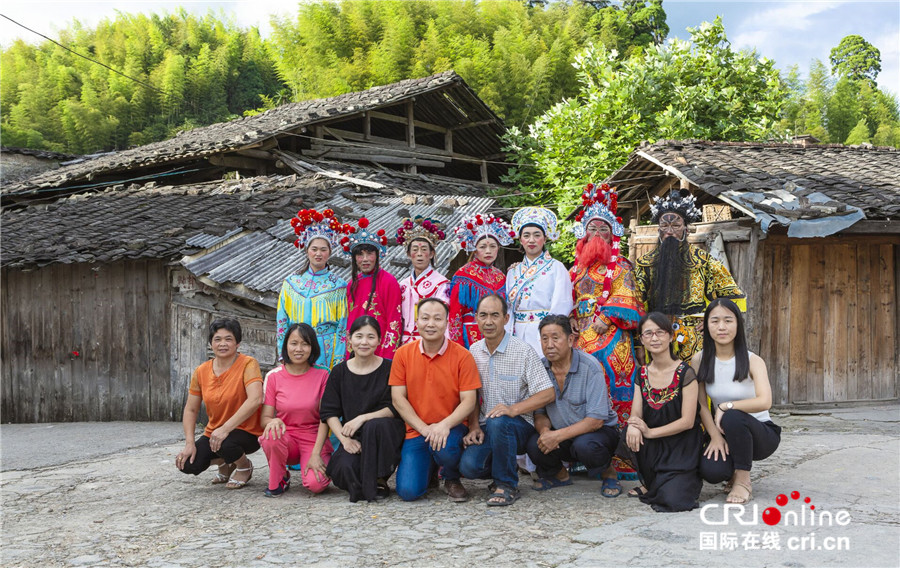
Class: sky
0,0,898,96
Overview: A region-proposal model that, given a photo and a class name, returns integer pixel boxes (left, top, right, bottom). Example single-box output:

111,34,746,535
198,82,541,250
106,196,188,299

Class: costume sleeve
448,276,465,345
334,277,349,367
550,261,574,318
275,280,290,358
436,279,451,303
633,261,651,313
704,255,747,312
379,272,403,358
599,261,644,330
319,365,343,422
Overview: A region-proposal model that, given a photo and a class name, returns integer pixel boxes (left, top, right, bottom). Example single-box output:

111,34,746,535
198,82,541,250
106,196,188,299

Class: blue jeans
395,424,467,501
459,415,535,489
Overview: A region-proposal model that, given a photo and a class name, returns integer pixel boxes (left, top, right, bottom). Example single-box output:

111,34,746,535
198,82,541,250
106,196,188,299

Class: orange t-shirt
388,339,482,439
188,353,263,437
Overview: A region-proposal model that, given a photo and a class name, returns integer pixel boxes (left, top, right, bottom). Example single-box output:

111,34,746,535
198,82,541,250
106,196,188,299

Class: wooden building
1,72,508,422
606,139,900,407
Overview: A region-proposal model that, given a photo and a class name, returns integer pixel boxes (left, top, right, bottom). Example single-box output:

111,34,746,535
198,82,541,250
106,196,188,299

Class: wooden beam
235,148,274,160
307,140,452,162
208,155,268,172
272,149,386,189
368,110,449,134
449,119,496,131
304,151,445,168
839,220,900,234
363,111,371,141
480,160,488,184
444,130,453,154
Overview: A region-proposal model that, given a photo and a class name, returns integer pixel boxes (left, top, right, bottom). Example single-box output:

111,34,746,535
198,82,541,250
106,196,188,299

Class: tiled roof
1,160,496,273
610,140,900,236
5,71,505,196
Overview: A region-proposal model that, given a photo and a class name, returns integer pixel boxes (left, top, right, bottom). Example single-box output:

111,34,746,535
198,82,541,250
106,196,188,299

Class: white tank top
705,353,771,422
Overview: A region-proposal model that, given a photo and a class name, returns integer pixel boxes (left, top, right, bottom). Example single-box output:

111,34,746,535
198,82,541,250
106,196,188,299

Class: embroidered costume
571,184,643,479
277,208,349,369
448,214,515,348
396,216,451,344
342,217,402,359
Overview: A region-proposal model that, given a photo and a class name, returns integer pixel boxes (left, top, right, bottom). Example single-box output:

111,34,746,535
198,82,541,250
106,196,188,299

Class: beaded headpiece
650,190,702,224
290,208,344,250
511,207,560,241
453,213,515,253
396,216,447,249
573,183,624,239
339,217,388,256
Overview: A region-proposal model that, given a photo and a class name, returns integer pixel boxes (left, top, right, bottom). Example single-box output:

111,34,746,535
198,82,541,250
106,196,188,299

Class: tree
502,17,787,255
830,34,881,83
844,118,870,145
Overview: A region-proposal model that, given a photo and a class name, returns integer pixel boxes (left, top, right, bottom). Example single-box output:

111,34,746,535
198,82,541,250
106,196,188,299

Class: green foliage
844,118,871,145
1,10,285,153
502,17,787,230
268,0,668,128
830,34,881,83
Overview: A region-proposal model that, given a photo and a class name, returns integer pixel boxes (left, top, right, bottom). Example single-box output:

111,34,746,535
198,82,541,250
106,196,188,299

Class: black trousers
326,417,405,502
526,425,618,479
700,410,781,483
179,429,260,476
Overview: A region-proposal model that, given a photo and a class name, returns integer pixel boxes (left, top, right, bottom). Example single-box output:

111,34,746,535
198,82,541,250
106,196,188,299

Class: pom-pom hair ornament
511,207,560,241
340,217,389,256
396,215,447,249
453,213,515,253
649,189,702,225
290,208,344,250
572,183,624,239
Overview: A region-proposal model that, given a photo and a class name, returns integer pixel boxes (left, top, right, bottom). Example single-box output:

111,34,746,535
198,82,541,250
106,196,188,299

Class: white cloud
731,1,848,49
869,28,900,96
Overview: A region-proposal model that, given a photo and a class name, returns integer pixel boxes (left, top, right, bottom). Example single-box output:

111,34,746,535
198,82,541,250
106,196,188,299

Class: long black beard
649,237,690,315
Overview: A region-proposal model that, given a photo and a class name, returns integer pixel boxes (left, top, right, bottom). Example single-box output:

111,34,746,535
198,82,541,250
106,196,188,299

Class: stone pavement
1,405,898,567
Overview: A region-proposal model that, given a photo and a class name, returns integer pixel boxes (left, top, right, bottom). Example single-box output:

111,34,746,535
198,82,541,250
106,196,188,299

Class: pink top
263,366,330,434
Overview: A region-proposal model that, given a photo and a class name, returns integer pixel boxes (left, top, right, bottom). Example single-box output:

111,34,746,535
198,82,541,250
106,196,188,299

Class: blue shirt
537,348,617,428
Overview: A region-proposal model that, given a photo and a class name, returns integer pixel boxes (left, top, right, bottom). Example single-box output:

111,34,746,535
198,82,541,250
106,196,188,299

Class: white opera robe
505,250,574,357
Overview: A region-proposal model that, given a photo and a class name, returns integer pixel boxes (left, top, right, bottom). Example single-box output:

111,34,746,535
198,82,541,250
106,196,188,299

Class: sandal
211,463,236,485
726,482,752,504
226,463,253,490
627,486,647,498
532,476,573,491
601,477,623,498
487,486,520,507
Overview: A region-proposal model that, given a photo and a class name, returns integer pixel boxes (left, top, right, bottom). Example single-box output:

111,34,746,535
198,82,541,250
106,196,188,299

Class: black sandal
486,485,520,507
627,486,647,498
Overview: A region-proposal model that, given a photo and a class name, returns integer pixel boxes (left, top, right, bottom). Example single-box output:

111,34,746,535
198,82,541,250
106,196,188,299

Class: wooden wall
628,223,900,406
757,235,899,405
1,261,171,422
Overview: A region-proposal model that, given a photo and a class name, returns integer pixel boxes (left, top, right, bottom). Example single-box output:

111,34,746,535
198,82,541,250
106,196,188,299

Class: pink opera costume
339,217,403,359
277,208,349,369
506,206,574,355
395,216,451,344
448,213,515,348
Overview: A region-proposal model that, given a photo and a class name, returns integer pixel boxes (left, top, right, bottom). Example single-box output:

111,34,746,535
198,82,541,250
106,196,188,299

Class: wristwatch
720,402,734,411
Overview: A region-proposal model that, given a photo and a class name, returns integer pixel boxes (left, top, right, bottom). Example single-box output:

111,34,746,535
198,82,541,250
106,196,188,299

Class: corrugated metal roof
182,193,495,305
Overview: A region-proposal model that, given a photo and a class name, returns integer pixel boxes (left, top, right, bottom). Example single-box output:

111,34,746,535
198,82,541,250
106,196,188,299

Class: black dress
630,362,703,512
320,359,405,502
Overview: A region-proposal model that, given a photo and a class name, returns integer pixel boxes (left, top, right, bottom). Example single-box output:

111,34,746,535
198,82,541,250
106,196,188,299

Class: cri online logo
701,490,852,527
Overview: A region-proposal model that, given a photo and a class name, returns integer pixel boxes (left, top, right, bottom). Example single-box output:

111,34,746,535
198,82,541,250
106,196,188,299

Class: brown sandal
726,482,752,504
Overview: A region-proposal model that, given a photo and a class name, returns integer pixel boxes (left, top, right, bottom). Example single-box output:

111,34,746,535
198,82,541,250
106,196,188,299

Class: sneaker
443,479,469,503
263,473,291,498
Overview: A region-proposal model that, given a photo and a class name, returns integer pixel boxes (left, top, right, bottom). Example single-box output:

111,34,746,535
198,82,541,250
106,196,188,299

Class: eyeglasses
640,330,670,340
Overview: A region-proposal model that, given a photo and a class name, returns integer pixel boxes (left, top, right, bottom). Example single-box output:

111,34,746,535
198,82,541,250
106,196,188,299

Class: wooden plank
788,245,810,403
839,220,900,234
58,264,75,421
874,244,896,399
320,126,457,158
856,244,873,401
128,260,151,419
363,111,370,140
444,130,453,154
148,263,171,420
837,244,857,402
369,109,448,133
303,149,446,168
823,245,843,401
308,140,452,162
73,264,93,420
770,244,791,405
807,244,826,403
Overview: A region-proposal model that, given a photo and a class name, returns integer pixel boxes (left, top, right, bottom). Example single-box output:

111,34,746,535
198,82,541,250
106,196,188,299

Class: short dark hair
417,297,449,316
476,293,508,315
538,314,572,336
208,318,242,344
281,323,321,366
349,315,381,340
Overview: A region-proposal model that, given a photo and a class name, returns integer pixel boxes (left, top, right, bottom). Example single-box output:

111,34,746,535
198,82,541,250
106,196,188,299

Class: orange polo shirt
188,353,263,437
389,338,482,439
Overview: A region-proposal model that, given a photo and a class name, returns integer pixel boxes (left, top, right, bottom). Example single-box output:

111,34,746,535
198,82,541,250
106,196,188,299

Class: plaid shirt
469,332,553,426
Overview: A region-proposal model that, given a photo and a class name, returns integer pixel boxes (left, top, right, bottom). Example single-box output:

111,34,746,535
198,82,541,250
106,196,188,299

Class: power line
0,13,165,95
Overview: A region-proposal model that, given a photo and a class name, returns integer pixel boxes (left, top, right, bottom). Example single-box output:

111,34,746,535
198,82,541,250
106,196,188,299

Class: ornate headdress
511,206,560,241
290,208,344,250
650,190,702,224
339,217,388,256
453,213,515,253
396,216,447,249
573,183,623,239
